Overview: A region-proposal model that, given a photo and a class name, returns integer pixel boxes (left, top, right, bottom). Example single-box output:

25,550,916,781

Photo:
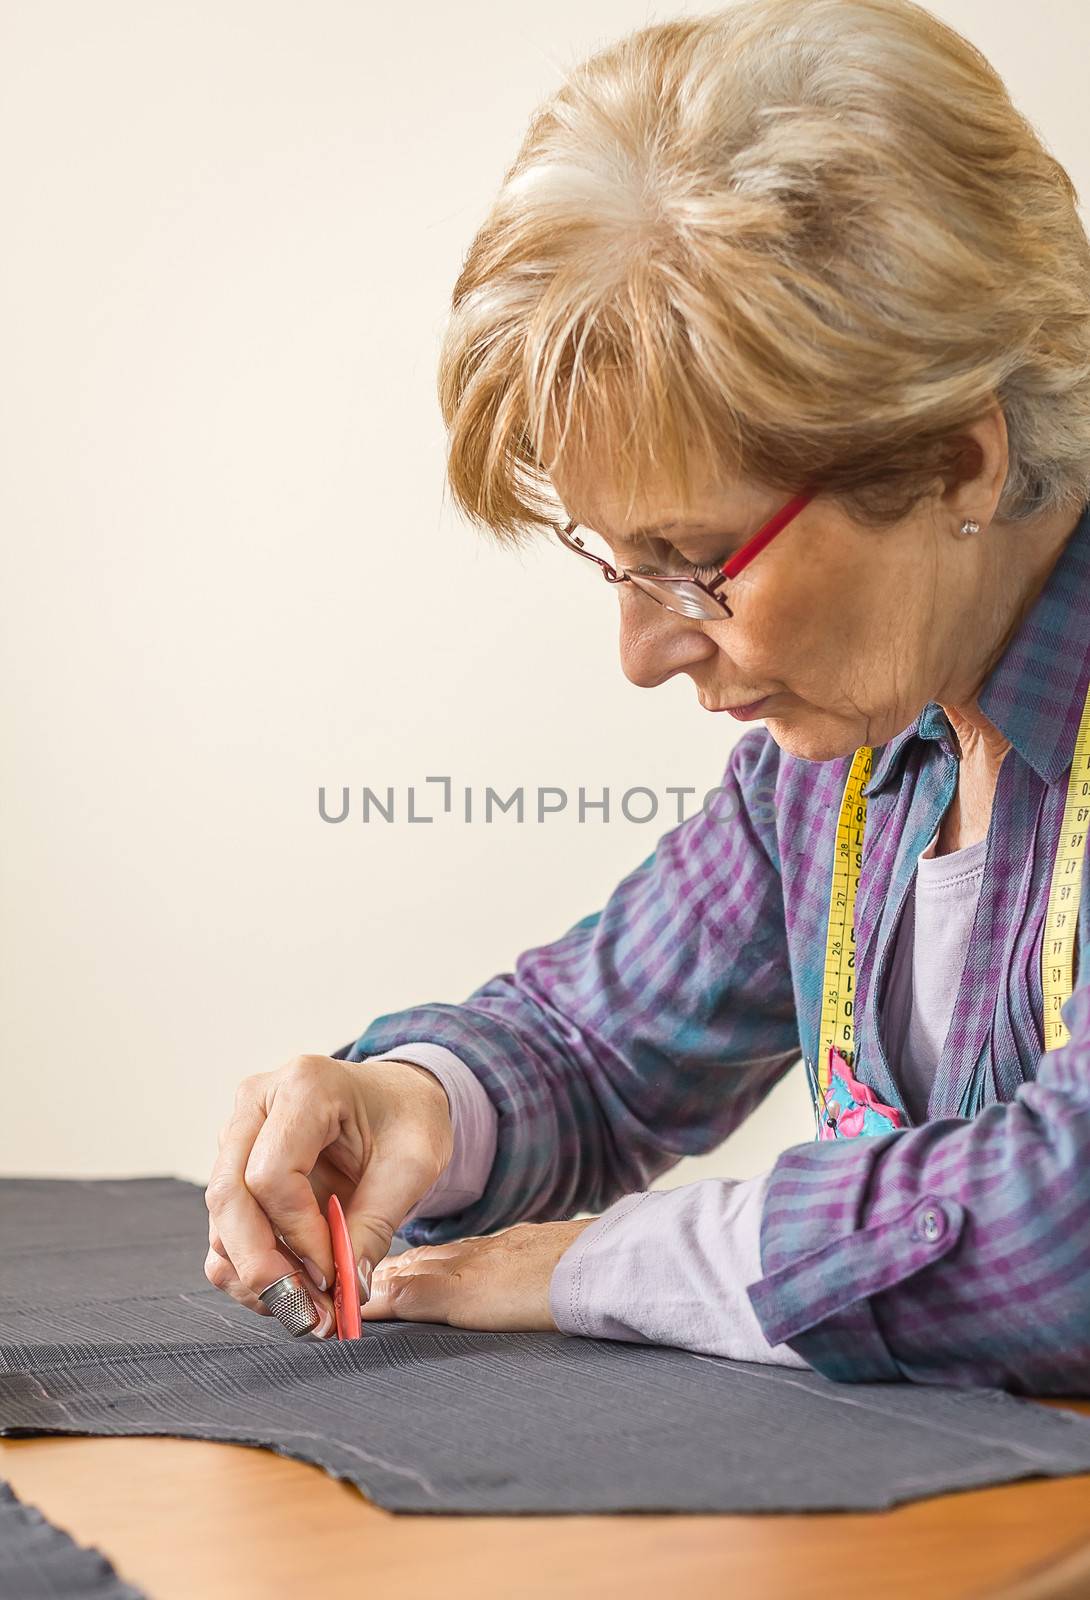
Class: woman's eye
686,556,728,580
626,545,729,580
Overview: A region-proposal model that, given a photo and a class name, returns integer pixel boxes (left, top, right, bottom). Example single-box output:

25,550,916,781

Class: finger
204,1234,336,1339
344,1129,449,1287
209,1165,340,1276
370,1243,467,1280
241,1062,352,1290
202,1246,272,1316
359,1261,455,1325
203,1245,334,1332
206,1088,329,1314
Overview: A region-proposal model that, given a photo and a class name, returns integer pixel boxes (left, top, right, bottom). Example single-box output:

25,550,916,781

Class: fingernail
358,1259,372,1301
300,1255,328,1292
311,1302,335,1339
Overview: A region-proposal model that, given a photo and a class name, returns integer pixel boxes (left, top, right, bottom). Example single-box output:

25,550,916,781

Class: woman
205,0,1090,1391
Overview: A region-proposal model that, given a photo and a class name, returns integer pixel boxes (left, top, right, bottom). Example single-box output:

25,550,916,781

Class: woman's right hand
203,1054,454,1336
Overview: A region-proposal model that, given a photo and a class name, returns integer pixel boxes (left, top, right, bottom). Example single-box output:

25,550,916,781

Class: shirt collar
863,497,1090,797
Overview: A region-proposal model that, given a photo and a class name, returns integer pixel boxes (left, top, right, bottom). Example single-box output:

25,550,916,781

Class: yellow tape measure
818,746,872,1095
818,687,1090,1096
1043,689,1090,1050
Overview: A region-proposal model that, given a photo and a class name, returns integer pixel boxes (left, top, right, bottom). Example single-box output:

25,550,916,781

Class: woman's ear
938,403,1009,527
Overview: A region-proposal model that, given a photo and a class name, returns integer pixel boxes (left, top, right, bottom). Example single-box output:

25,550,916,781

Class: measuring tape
818,684,1090,1098
817,746,872,1094
1043,685,1090,1049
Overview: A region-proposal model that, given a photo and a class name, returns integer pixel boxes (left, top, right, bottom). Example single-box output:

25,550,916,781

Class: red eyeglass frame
554,487,818,618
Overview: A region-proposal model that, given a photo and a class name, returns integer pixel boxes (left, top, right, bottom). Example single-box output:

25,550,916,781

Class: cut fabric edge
0,1476,148,1599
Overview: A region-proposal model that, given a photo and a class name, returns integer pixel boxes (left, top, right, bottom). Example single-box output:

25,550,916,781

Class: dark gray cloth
4,1176,1090,1519
0,1480,146,1599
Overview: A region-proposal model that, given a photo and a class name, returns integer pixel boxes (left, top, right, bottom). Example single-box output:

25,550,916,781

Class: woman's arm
549,1171,809,1366
336,726,801,1248
746,978,1090,1393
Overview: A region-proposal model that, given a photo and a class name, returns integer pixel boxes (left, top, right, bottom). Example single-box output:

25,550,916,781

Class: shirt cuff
548,1173,809,1365
362,1044,499,1220
746,1137,966,1381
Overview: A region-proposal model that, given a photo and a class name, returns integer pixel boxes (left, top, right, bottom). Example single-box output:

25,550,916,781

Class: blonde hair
436,0,1090,543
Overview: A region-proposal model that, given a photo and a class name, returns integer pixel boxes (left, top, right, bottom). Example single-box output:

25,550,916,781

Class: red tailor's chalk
326,1192,362,1340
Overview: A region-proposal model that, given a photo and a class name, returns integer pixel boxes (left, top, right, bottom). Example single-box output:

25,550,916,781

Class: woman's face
549,453,1003,763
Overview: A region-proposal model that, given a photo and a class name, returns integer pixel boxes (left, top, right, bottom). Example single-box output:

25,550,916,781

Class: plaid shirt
345,498,1090,1393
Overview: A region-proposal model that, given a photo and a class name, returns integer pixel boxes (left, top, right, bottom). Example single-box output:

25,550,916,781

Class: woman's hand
359,1217,598,1331
203,1055,454,1336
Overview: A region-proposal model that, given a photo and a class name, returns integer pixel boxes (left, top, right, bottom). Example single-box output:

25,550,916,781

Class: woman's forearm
549,1173,808,1366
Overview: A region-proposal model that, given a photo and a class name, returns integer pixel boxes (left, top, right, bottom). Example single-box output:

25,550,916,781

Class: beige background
1,2,1086,1199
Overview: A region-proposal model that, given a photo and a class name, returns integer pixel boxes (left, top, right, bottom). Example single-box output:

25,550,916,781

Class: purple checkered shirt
338,498,1090,1392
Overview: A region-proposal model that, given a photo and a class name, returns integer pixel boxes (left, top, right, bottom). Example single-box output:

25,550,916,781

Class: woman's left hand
358,1217,597,1332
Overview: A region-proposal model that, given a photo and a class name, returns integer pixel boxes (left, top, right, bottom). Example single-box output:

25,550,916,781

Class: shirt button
919,1206,945,1243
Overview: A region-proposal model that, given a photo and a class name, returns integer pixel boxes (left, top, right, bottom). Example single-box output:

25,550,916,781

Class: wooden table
3,1405,1090,1600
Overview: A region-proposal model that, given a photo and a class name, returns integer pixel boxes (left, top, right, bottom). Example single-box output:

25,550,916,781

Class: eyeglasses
553,487,817,619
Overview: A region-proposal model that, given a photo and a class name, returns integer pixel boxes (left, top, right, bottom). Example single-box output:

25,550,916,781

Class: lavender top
339,498,1090,1392
882,827,988,1122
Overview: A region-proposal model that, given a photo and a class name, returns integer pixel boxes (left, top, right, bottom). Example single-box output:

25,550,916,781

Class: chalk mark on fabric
687,1354,1061,1467
178,1293,275,1337
273,1429,442,1498
21,1372,80,1426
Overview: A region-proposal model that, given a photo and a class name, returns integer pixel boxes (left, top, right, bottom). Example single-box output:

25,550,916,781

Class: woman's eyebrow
627,518,718,538
611,521,742,551
628,525,743,556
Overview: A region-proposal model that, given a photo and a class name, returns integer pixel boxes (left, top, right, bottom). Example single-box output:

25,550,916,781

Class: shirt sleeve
747,977,1090,1394
549,1171,809,1365
331,726,801,1249
361,1044,499,1221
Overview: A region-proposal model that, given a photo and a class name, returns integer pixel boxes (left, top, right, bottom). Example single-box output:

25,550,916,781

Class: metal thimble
258,1271,321,1337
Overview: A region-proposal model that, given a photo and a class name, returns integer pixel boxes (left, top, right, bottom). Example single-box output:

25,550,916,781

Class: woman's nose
617,590,717,688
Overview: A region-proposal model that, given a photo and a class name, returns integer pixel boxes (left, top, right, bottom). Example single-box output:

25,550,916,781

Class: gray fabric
4,1177,1090,1519
0,1480,146,1599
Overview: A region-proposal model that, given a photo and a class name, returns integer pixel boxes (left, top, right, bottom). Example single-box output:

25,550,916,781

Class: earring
958,518,982,536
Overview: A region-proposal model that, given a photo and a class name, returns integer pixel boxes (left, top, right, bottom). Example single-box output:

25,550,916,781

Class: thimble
258,1271,321,1337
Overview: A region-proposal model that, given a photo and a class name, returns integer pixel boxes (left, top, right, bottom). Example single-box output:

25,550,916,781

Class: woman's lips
703,694,775,720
